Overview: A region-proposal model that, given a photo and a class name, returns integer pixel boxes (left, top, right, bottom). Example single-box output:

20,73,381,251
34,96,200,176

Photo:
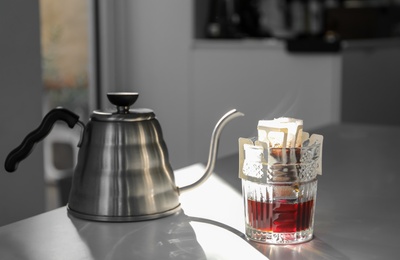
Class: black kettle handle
4,107,80,172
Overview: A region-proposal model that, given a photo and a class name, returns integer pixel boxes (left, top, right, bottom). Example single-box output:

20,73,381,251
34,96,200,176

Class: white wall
100,0,341,169
0,0,45,226
98,0,194,169
125,0,193,169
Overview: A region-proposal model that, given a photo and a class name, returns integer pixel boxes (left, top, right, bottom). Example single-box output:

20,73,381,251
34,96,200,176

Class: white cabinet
130,39,341,168
190,40,341,163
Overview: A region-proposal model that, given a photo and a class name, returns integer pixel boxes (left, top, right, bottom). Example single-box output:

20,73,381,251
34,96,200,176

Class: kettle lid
91,92,155,122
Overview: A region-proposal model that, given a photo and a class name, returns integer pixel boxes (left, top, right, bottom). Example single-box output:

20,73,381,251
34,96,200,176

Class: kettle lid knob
92,92,154,121
107,92,139,113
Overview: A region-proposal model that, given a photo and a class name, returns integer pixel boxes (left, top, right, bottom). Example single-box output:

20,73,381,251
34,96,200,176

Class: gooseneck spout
178,109,244,193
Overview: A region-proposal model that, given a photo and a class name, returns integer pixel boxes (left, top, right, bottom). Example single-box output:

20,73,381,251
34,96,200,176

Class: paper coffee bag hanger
4,92,243,221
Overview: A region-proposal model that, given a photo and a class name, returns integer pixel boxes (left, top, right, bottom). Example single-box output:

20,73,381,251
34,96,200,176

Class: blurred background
1,0,400,226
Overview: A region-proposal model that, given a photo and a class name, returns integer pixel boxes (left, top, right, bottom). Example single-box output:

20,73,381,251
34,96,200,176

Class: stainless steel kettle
4,92,243,221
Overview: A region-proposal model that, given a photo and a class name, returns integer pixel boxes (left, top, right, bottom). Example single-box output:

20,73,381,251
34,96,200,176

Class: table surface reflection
0,123,399,259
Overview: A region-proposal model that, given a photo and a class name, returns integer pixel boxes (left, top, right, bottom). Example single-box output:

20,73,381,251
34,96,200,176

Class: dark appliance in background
325,5,400,40
205,0,243,38
203,0,400,52
236,0,272,38
204,0,330,39
290,3,400,53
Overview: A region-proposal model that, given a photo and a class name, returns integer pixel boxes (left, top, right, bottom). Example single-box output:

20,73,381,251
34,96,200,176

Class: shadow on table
68,208,348,260
189,215,349,260
67,209,265,259
68,210,207,260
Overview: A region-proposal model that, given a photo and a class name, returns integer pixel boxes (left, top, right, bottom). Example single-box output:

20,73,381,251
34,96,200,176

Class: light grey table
0,123,399,259
214,123,400,259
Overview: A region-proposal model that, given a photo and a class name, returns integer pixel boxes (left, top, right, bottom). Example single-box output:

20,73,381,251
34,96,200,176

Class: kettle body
69,114,180,221
4,92,243,221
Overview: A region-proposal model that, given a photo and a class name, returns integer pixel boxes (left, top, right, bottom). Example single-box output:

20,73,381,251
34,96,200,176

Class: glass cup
239,138,322,244
243,179,317,244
